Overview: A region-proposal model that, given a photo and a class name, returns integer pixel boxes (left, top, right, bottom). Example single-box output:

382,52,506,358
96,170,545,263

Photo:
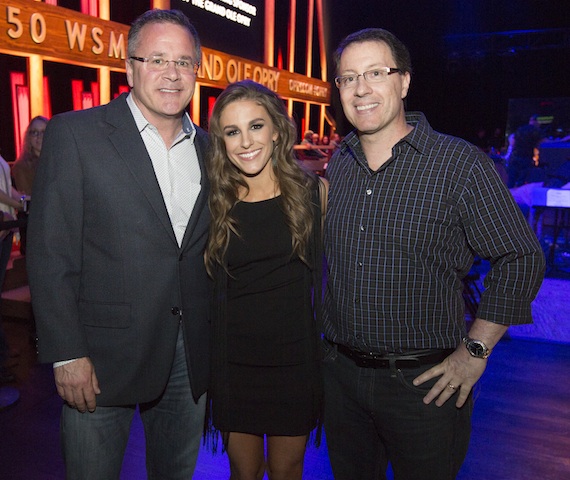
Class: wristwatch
462,336,492,359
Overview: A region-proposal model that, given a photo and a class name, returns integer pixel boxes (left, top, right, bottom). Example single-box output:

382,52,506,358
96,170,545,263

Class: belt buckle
363,352,389,369
356,354,376,368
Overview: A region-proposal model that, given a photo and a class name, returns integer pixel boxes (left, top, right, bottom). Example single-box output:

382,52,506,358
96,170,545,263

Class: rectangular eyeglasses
335,67,401,89
129,56,200,75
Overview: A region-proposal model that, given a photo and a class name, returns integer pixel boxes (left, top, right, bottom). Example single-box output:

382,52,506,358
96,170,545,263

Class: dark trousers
323,343,472,480
0,232,14,367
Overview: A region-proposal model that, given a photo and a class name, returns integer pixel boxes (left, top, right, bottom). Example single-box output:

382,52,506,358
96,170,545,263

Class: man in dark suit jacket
27,10,210,479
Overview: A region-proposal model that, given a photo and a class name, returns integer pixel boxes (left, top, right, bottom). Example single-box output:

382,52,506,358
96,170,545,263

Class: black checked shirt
323,112,545,353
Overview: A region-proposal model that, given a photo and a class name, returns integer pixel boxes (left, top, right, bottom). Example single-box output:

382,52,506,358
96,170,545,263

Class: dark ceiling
323,0,570,141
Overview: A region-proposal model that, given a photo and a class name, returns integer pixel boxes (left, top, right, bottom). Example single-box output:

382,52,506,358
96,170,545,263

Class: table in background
531,187,570,271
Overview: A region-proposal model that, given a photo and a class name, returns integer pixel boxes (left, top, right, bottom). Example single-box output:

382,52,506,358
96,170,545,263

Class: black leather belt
335,343,455,369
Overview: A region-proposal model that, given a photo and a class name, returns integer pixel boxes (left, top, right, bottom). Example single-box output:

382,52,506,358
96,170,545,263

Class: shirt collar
400,111,436,155
339,111,435,158
126,92,195,140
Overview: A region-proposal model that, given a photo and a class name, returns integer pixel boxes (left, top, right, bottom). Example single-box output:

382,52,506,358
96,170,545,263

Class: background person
11,116,49,196
507,114,544,187
27,9,210,479
318,135,333,158
329,132,342,154
0,153,26,384
300,130,327,158
11,115,48,255
205,80,327,480
323,28,545,480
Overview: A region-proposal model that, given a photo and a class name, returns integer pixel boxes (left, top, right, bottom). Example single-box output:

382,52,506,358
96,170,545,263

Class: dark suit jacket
27,93,210,405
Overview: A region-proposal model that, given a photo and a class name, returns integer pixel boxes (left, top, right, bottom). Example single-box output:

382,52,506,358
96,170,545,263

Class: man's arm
0,187,24,210
413,318,507,407
414,148,545,407
27,114,100,411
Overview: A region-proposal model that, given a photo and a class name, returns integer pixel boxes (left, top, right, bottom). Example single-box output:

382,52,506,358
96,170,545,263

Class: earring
271,140,278,165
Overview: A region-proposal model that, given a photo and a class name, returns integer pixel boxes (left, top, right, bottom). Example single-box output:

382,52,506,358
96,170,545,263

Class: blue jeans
61,327,206,480
323,342,472,480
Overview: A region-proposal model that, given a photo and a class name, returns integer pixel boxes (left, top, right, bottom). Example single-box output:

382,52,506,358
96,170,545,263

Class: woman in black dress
205,80,327,480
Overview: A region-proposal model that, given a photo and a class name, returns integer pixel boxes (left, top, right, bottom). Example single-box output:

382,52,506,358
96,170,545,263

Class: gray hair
128,9,202,65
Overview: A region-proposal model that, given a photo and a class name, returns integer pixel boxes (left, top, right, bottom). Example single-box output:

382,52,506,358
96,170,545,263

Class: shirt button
358,261,363,267
360,225,365,231
171,307,180,316
366,189,372,195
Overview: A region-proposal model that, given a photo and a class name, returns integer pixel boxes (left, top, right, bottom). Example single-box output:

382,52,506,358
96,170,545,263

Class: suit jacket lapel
180,126,210,250
105,95,178,246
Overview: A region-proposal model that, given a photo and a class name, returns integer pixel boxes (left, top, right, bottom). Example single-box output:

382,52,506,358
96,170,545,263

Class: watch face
469,342,485,357
464,338,490,358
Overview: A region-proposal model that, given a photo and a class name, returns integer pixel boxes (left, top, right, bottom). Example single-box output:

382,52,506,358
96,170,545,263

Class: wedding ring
447,383,457,390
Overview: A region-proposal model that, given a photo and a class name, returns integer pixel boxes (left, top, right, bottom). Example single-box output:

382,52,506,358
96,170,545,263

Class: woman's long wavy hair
205,80,316,275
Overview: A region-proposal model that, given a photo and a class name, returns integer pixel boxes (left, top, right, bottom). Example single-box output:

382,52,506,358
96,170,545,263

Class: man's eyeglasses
129,56,200,75
335,67,401,89
28,130,45,137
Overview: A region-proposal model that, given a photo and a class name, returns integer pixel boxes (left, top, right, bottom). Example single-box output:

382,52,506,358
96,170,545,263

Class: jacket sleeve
26,114,88,363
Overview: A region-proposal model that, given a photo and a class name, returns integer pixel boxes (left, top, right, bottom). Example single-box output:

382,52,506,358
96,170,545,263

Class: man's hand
54,357,101,413
413,319,508,407
412,347,487,408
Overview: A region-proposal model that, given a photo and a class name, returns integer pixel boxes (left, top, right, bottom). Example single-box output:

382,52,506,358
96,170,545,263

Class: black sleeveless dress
210,195,322,436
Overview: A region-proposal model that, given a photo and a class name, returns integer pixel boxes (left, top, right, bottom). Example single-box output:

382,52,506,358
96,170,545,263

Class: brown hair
334,28,413,76
205,80,316,275
18,116,49,162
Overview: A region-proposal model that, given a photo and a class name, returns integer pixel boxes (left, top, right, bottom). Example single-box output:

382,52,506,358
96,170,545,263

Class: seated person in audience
319,135,333,157
330,132,342,152
300,130,327,158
